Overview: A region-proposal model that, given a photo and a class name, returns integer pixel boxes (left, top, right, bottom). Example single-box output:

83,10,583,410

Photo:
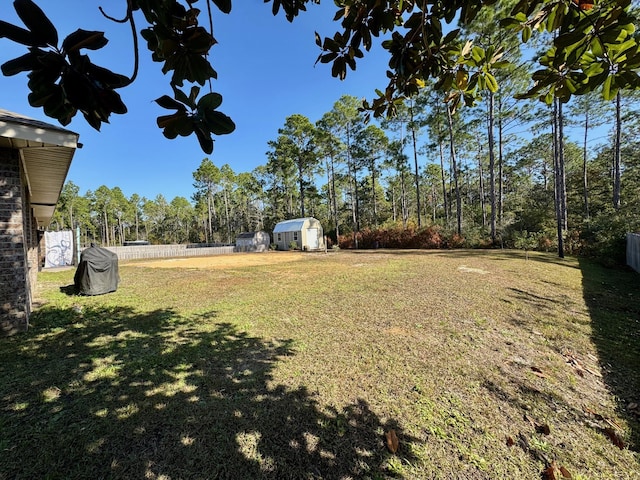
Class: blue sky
0,1,391,201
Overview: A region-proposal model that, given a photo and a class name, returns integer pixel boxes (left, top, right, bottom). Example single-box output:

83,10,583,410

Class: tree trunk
410,103,422,227
103,210,110,246
371,158,378,226
613,91,621,210
438,138,449,223
330,155,339,240
298,163,306,217
582,105,590,220
553,98,565,258
446,103,462,236
487,91,497,243
400,169,408,228
478,150,486,228
497,96,504,228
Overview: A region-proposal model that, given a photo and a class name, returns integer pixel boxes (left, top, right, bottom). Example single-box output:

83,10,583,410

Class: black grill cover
74,246,119,295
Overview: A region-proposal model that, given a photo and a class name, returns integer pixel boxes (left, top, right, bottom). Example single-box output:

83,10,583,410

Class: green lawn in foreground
1,250,638,479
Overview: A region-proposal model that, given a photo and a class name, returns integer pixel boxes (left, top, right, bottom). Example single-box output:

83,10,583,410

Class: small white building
273,217,325,251
235,231,270,252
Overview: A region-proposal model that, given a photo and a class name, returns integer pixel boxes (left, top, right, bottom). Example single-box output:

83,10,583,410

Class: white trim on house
0,109,79,228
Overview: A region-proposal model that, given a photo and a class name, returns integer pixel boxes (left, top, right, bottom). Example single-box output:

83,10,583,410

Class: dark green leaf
182,27,214,54
1,51,40,76
319,52,338,64
0,20,36,46
62,29,108,53
499,17,522,29
155,95,186,111
13,0,57,46
202,110,235,135
197,92,223,111
194,126,214,154
27,84,56,106
212,0,231,14
172,85,193,108
442,28,460,45
157,112,192,139
188,86,200,106
86,63,130,88
98,89,127,115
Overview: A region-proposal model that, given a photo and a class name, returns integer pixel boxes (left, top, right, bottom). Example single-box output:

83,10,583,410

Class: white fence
102,244,235,261
627,233,640,273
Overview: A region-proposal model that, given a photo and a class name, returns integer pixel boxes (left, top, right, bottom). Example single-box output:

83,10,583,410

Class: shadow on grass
59,284,77,296
0,305,412,479
579,258,640,454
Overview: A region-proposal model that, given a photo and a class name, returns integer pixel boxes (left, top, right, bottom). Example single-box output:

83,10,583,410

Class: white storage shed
273,217,325,251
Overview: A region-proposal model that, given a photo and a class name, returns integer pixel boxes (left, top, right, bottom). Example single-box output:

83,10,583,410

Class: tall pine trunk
613,91,621,210
409,103,422,227
552,98,567,258
487,92,497,243
497,97,504,229
446,103,462,236
582,105,590,220
438,138,449,223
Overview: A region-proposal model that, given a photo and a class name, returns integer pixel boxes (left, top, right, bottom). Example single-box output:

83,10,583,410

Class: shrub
338,225,448,249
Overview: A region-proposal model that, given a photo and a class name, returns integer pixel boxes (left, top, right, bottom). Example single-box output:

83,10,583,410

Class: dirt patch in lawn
125,251,317,269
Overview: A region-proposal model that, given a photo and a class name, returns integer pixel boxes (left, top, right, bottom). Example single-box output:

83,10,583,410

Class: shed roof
0,109,79,228
273,218,310,233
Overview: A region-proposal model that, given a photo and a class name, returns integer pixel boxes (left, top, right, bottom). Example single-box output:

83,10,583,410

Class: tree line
52,80,640,260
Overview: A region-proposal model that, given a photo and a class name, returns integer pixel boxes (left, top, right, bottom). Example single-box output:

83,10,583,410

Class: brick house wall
0,147,33,335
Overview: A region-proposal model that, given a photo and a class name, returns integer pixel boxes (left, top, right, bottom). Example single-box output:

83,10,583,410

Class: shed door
306,228,318,249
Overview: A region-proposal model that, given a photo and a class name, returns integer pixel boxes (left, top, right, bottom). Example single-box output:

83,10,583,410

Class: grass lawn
1,250,639,479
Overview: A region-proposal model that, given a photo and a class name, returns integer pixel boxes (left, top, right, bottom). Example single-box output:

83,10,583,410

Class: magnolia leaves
139,1,218,88
155,85,235,154
0,0,235,153
503,0,640,104
0,0,128,129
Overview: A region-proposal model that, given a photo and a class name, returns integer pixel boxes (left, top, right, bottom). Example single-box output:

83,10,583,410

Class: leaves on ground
603,427,626,450
542,461,573,479
385,429,399,453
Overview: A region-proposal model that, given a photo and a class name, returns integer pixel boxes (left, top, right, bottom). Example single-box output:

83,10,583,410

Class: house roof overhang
0,109,79,228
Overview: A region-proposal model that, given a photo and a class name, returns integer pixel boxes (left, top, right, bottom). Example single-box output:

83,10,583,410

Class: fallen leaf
542,462,558,480
536,423,551,435
385,429,399,453
559,465,573,478
603,427,626,449
525,414,550,435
